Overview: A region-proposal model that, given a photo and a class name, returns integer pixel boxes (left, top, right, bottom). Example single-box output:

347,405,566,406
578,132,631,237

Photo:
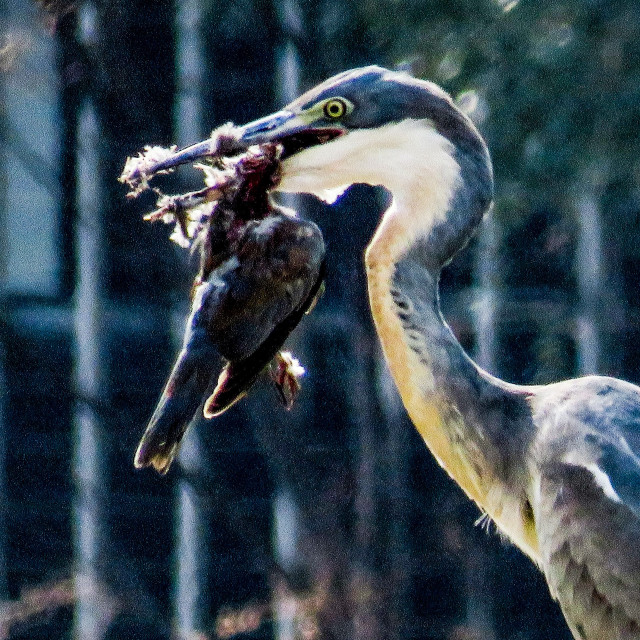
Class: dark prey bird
133,144,325,475
159,67,640,638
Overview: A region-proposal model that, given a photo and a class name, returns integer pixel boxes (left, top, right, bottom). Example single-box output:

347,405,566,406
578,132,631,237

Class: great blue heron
147,66,640,639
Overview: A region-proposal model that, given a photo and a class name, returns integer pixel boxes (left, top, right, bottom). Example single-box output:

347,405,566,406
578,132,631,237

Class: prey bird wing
531,377,640,640
134,212,325,475
201,213,325,416
203,216,324,360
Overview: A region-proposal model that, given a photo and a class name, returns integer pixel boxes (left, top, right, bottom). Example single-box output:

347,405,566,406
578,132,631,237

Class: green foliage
356,0,640,220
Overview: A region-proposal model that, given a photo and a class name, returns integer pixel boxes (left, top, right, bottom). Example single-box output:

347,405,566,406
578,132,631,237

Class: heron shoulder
528,375,640,517
530,375,640,440
529,376,640,457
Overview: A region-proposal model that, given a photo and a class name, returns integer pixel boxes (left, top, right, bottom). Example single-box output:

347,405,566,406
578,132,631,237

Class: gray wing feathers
532,376,640,640
536,462,640,639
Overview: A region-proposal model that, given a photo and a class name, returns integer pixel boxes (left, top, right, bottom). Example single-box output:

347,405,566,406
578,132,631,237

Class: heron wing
531,377,640,640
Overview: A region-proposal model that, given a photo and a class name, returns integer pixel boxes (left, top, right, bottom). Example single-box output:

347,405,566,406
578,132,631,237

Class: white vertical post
474,217,499,374
272,9,303,640
2,0,60,296
272,489,300,640
174,0,209,635
175,428,210,635
575,191,602,375
467,217,498,639
0,0,8,291
72,99,112,640
0,343,7,599
0,0,10,600
175,0,205,147
274,0,302,213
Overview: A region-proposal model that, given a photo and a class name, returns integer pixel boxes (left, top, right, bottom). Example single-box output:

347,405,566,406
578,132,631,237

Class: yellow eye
323,98,348,119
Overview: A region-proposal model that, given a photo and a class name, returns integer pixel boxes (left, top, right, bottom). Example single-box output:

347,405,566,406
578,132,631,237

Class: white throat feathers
280,118,462,265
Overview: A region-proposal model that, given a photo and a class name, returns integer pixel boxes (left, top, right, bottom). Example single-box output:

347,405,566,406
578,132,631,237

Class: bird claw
202,350,306,419
271,351,306,410
144,183,228,247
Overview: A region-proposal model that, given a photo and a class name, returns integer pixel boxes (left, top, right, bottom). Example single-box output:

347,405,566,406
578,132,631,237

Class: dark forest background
2,0,640,638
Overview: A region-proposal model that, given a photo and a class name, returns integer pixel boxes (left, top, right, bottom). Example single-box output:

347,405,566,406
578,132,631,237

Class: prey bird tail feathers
134,322,218,475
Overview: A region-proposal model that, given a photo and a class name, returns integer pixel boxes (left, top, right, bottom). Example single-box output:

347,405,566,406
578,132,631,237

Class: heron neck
365,195,534,517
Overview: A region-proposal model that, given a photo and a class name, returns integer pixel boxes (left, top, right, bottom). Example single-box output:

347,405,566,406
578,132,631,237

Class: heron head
236,66,492,204
155,66,491,211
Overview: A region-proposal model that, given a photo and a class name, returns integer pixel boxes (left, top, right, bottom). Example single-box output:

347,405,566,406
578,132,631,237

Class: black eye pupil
326,100,344,118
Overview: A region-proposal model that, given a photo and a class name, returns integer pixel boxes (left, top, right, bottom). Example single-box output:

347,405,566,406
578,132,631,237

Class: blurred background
2,0,640,638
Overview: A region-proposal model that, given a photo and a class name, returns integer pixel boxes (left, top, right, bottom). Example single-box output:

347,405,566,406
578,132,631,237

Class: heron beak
132,137,231,176
127,114,299,175
238,110,345,158
237,110,301,144
137,111,344,176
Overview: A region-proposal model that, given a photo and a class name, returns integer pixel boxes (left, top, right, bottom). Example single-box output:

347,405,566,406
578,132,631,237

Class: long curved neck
365,142,538,556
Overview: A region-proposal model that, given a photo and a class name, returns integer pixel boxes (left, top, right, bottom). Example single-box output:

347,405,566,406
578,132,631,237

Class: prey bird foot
144,183,229,248
271,351,305,410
